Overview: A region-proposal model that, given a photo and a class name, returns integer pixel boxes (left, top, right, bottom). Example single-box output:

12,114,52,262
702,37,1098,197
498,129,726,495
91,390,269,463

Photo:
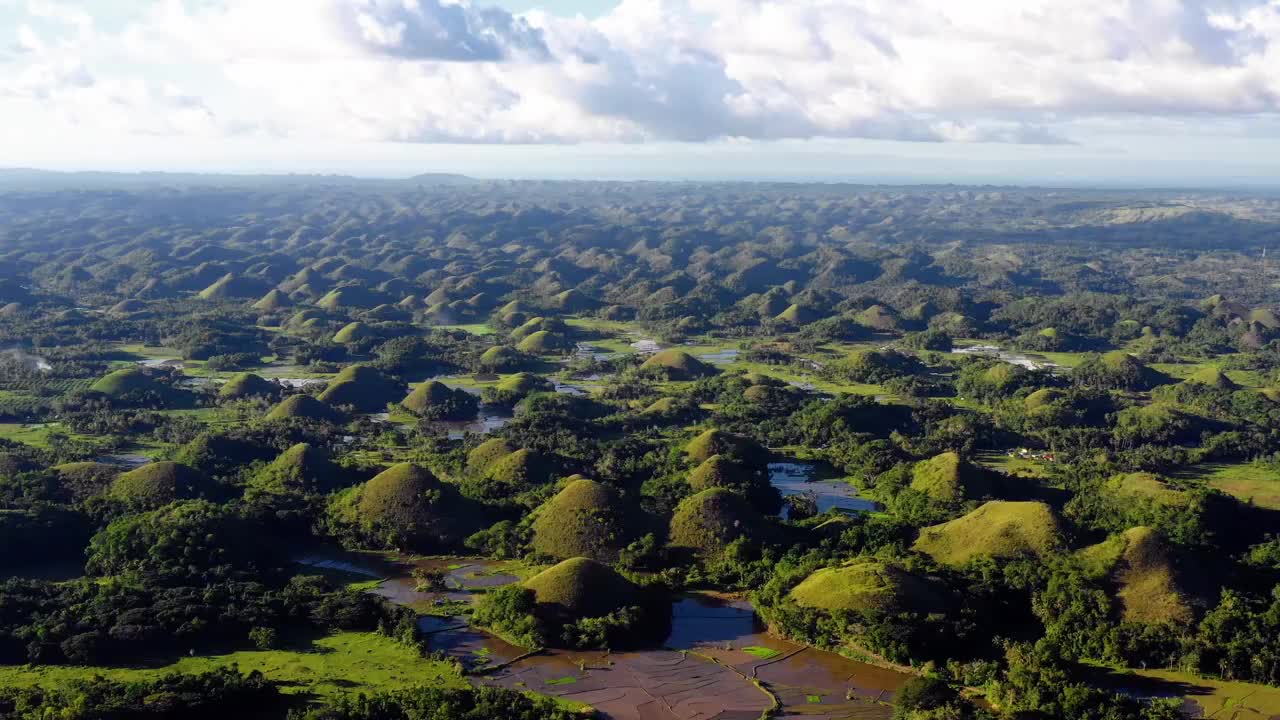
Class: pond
769,461,878,517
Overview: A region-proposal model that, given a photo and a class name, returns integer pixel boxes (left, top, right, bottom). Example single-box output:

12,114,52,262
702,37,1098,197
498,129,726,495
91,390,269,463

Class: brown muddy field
298,552,909,720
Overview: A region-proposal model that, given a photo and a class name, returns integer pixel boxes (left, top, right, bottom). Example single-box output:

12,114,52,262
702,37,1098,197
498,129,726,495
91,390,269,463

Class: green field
434,323,496,335
164,406,238,428
0,422,63,447
1128,669,1280,720
1184,462,1280,510
564,317,637,334
114,343,184,361
0,422,107,450
0,632,464,698
975,451,1050,478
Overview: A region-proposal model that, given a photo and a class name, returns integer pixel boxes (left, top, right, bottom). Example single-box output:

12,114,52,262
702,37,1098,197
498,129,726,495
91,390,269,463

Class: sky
3,0,1280,186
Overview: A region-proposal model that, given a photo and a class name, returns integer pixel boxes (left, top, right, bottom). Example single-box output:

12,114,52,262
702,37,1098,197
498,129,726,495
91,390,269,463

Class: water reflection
667,593,761,650
769,461,877,517
435,408,512,440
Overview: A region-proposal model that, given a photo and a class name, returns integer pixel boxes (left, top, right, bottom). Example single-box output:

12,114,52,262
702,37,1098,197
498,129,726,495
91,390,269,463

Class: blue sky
3,0,1280,186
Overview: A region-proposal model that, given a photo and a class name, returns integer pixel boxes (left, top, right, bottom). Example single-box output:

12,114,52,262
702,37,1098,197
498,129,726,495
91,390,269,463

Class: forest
0,174,1277,719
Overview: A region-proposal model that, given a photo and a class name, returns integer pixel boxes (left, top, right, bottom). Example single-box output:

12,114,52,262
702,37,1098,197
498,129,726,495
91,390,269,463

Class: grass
434,323,495,336
0,632,465,698
742,646,781,660
0,422,104,450
544,676,578,686
0,422,63,448
1033,351,1092,368
564,317,635,334
1142,356,1265,389
913,501,1062,567
1107,472,1191,508
554,321,896,398
347,578,386,592
726,358,891,397
523,557,637,619
806,694,822,704
296,563,385,591
975,451,1048,478
1182,461,1280,510
258,365,335,379
113,343,183,361
1124,668,1280,720
1078,528,1193,624
592,338,640,354
788,563,943,615
163,407,237,429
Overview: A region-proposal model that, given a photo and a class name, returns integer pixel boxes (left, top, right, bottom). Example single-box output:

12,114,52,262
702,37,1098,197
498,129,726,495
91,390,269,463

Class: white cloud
3,0,1280,147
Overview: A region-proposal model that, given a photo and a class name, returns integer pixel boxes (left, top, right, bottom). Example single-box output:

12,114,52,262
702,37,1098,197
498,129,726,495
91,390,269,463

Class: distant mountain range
0,168,478,190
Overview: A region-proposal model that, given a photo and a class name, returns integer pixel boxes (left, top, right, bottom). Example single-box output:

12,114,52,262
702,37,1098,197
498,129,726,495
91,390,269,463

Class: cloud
3,0,1280,147
343,0,551,61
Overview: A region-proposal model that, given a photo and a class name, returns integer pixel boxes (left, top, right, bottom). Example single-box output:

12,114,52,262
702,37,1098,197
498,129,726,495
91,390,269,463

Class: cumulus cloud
3,0,1280,146
343,0,551,60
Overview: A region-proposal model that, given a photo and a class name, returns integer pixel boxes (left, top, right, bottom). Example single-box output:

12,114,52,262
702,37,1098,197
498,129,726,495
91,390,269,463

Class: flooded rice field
297,551,909,720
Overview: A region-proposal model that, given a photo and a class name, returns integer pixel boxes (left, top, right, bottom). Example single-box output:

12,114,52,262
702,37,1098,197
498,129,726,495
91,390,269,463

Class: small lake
769,461,878,517
952,344,1058,371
